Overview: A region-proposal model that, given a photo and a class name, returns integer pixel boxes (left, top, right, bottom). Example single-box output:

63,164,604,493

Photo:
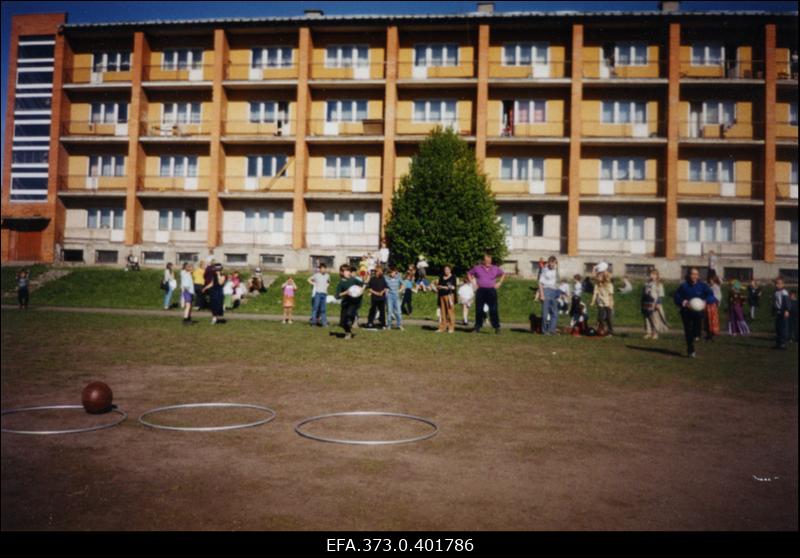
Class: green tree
384,127,507,275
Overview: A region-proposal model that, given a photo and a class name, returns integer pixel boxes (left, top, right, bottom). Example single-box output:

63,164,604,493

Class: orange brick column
43,27,68,262
292,27,311,250
664,22,680,260
207,28,228,250
567,24,583,257
475,24,490,166
380,26,398,238
125,31,148,246
762,24,777,263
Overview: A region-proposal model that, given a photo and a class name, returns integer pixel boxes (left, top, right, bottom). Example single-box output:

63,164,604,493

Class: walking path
0,303,776,338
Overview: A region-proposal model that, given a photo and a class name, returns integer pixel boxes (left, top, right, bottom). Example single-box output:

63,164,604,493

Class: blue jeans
542,288,559,334
387,290,402,327
163,287,174,309
310,292,328,325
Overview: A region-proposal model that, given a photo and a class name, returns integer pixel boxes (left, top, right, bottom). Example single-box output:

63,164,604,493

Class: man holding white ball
335,264,364,340
673,267,718,358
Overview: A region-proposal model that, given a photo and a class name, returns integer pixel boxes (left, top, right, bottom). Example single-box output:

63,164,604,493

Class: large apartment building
1,3,798,279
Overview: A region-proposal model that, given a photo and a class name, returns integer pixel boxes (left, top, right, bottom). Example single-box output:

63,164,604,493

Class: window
615,42,648,66
502,42,548,66
321,210,366,234
414,43,459,67
88,155,125,177
251,47,293,69
90,102,128,124
17,71,54,85
246,155,288,178
87,207,124,230
162,49,203,70
325,45,368,68
260,253,284,266
324,156,366,179
600,158,646,181
248,101,288,124
244,209,285,233
687,217,734,242
62,249,84,262
500,158,544,181
625,263,653,277
14,96,51,111
92,51,131,72
177,252,198,263
412,99,457,123
162,102,201,125
790,220,798,244
142,251,165,264
12,150,48,164
499,212,543,237
18,43,55,60
225,253,248,264
791,161,798,185
691,43,724,66
159,156,198,178
158,209,196,232
688,159,735,182
699,101,736,126
325,100,368,122
790,102,798,126
601,101,647,124
514,100,546,123
10,176,48,202
600,216,647,240
95,250,119,264
14,123,51,138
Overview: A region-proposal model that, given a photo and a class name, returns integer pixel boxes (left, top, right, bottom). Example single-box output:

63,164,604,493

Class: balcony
492,176,565,196
306,175,382,196
306,231,379,248
309,62,385,83
395,119,473,140
221,231,291,246
59,175,127,192
397,61,476,84
222,120,295,141
60,120,130,140
581,119,665,144
488,60,569,82
225,62,298,82
139,121,211,140
143,64,214,85
777,182,798,201
677,240,757,258
580,178,663,198
679,120,761,143
677,180,758,201
307,119,384,140
581,59,666,82
138,176,210,192
64,66,132,87
487,119,567,142
142,228,206,243
222,176,294,194
776,120,798,143
579,238,661,256
679,59,765,82
64,227,126,243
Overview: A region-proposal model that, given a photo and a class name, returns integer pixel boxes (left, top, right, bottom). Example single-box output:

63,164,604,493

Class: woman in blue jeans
538,256,560,334
162,262,176,310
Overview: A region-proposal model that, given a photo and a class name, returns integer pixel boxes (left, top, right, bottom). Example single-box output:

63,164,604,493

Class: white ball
688,297,706,312
347,285,364,298
594,261,609,273
326,295,337,304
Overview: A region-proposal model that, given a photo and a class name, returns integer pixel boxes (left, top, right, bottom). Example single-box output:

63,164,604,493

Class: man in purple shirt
467,252,505,334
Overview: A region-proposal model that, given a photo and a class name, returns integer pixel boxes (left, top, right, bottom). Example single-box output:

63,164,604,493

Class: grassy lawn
1,265,787,330
1,308,797,530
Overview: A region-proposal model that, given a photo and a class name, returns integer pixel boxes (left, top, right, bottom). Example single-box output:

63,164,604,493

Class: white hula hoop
294,411,439,445
1,404,128,435
138,402,277,432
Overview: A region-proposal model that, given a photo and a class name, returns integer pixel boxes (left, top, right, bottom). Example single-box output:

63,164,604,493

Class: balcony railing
140,121,212,137
64,66,132,85
677,180,759,199
487,119,567,138
487,60,570,79
677,240,759,259
579,178,664,197
776,182,799,200
61,120,130,137
306,175,383,194
309,62,386,80
491,176,566,196
144,64,214,82
776,120,799,139
59,175,128,191
578,238,662,256
223,175,293,193
679,120,761,140
581,119,664,139
396,61,476,80
221,231,291,246
306,231,380,248
223,120,295,136
225,63,298,81
307,119,384,137
679,59,765,80
138,176,210,191
395,119,472,136
581,59,667,79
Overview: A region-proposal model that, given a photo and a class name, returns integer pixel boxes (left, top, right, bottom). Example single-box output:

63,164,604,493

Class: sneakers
689,351,696,358
344,333,353,340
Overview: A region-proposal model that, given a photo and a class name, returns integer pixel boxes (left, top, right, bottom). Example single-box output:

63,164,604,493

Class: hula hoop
138,402,276,432
1,404,128,435
294,411,439,445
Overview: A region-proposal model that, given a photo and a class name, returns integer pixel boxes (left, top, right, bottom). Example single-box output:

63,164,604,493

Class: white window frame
88,155,125,177
512,99,547,124
162,49,203,71
688,159,735,183
324,156,367,179
789,102,798,126
158,209,195,232
600,216,647,241
325,100,369,123
600,158,646,181
324,45,369,68
90,102,127,124
501,42,548,67
248,101,288,124
413,43,460,67
600,100,648,124
691,43,725,66
87,207,125,230
92,51,131,73
159,156,199,178
687,217,734,242
161,102,201,126
246,155,288,178
412,99,457,124
499,158,544,181
699,101,737,126
614,42,648,66
244,208,285,233
250,46,293,69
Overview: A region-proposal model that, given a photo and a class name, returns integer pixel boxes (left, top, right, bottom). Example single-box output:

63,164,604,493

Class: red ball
81,382,113,414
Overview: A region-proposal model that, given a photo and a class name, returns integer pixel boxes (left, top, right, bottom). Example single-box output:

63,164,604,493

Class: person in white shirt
557,280,571,314
180,262,195,324
539,256,560,334
308,263,331,327
573,274,583,298
378,243,390,267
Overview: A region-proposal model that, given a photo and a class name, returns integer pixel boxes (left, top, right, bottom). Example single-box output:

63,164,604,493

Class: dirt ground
1,311,797,531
